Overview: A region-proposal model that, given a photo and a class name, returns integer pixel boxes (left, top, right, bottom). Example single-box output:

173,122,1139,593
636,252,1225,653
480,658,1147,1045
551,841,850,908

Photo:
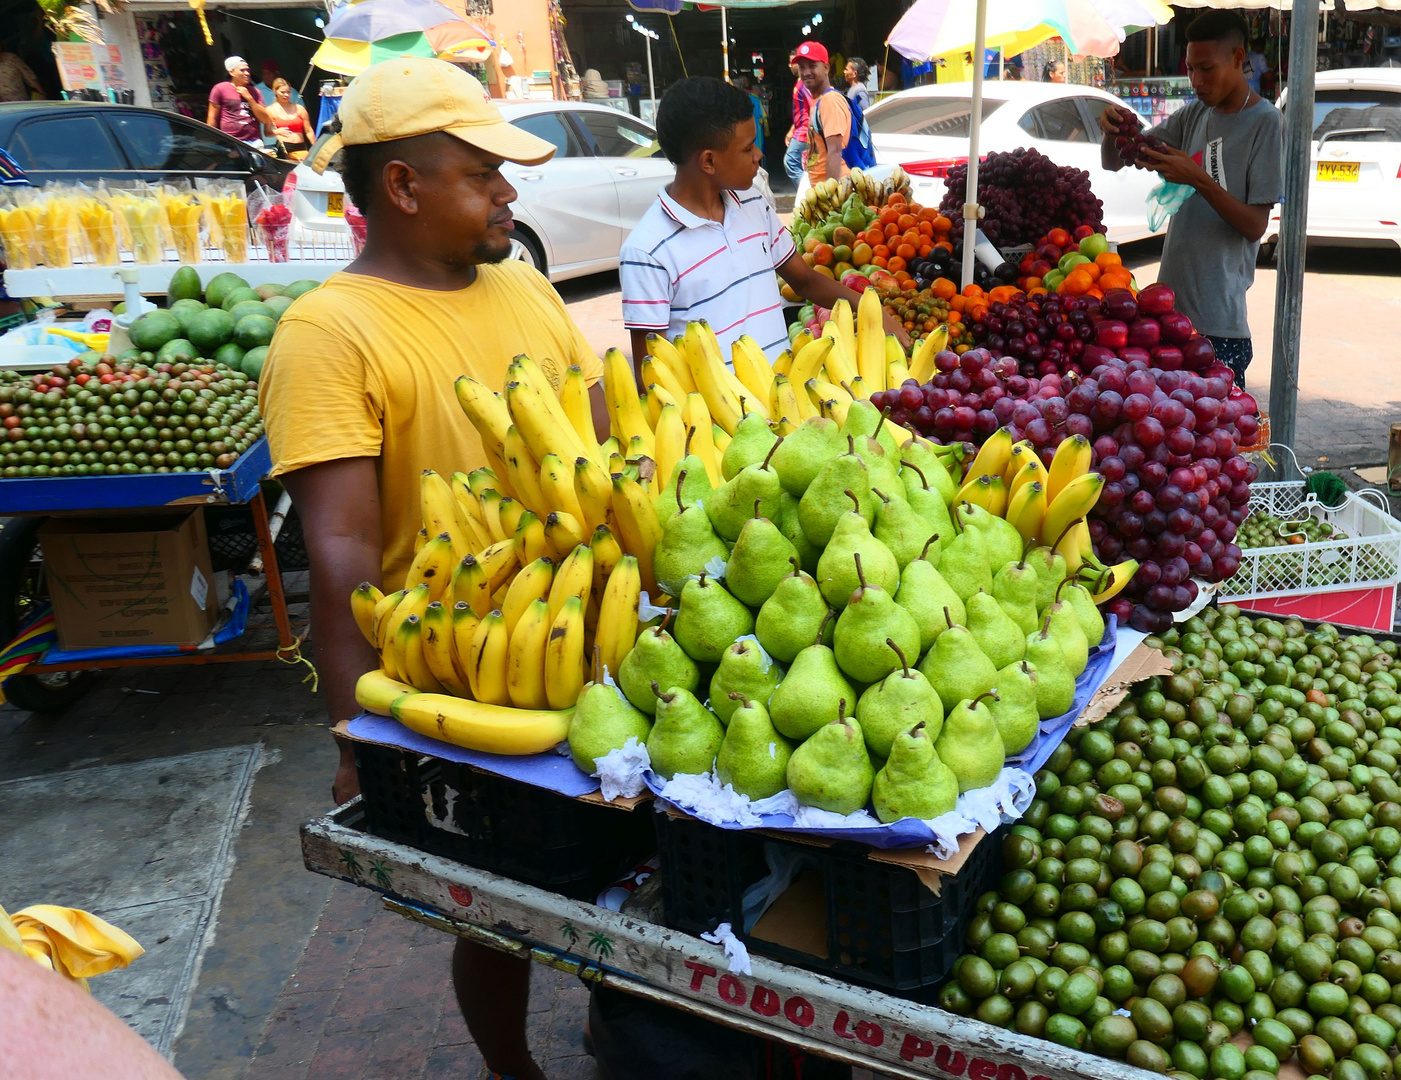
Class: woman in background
265,78,312,159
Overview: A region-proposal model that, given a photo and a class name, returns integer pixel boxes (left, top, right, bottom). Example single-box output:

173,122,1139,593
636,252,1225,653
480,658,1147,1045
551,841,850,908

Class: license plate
1316,161,1360,182
326,192,344,217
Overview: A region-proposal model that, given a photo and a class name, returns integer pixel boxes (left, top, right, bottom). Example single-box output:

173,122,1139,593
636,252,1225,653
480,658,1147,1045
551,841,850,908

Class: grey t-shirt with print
1150,98,1283,339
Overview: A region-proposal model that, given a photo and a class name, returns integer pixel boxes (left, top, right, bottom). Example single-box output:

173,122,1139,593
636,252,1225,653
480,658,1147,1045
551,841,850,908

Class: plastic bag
74,183,120,266
108,182,168,264
0,187,38,270
197,178,248,263
161,181,205,265
739,843,821,934
1147,179,1195,232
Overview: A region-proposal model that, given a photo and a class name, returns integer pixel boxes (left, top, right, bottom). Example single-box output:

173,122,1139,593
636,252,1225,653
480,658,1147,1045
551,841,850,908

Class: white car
798,82,1163,244
286,101,675,281
1263,68,1401,258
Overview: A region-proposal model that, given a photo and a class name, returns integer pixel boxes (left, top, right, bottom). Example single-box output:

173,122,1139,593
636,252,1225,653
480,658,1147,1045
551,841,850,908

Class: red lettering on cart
935,1044,968,1075
997,1065,1027,1080
833,1010,857,1039
901,1035,934,1061
447,885,473,907
750,984,780,1017
784,996,815,1027
685,962,717,992
968,1057,996,1080
855,1020,884,1047
718,974,747,1005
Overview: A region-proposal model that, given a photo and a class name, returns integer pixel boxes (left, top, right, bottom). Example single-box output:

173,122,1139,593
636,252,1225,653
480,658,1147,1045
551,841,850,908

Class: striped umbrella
313,0,496,76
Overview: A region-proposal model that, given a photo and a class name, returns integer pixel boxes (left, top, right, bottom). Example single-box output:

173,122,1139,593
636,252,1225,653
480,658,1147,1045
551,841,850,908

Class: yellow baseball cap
308,57,555,175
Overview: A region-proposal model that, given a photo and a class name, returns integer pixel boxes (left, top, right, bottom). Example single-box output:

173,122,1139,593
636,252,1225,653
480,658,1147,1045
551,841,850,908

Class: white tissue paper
732,634,774,672
701,922,753,976
637,591,671,622
594,737,652,801
702,554,729,580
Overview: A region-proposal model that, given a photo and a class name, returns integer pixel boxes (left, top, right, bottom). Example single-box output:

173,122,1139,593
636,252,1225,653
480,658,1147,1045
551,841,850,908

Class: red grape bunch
1111,108,1166,170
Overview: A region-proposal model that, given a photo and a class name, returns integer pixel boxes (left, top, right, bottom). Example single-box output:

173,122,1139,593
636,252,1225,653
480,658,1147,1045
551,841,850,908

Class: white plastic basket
1222,479,1401,600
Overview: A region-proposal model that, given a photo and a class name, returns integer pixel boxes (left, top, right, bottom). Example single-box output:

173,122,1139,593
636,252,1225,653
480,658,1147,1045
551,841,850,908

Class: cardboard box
41,511,217,649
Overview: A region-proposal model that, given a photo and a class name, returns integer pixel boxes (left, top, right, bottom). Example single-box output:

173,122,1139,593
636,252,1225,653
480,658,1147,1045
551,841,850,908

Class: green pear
1026,615,1076,719
840,398,901,461
568,679,653,774
895,538,965,654
917,611,998,713
617,612,700,714
853,435,902,495
900,434,959,504
725,502,798,608
655,434,714,527
815,492,900,609
992,554,1041,636
755,557,830,662
833,554,921,685
707,440,784,541
715,693,794,800
872,721,959,823
855,640,944,759
721,410,779,481
778,491,821,575
654,469,730,597
958,500,1023,569
786,712,874,816
938,512,994,602
1044,580,1090,675
871,486,936,569
797,437,873,547
990,661,1040,755
709,638,782,725
1026,545,1068,613
899,459,955,545
646,682,725,779
769,612,854,741
1062,575,1106,646
935,692,1006,793
673,574,754,663
771,415,842,496
966,589,1026,670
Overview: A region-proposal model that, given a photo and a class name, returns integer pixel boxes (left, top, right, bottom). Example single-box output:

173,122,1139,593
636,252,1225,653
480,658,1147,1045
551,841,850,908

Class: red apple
1151,345,1185,370
1048,228,1072,248
1118,347,1152,366
1073,224,1096,241
1031,259,1055,278
1181,335,1216,372
1138,282,1176,317
1035,244,1062,266
1101,288,1139,323
1096,321,1129,349
1158,311,1194,345
1127,318,1161,349
1083,344,1117,367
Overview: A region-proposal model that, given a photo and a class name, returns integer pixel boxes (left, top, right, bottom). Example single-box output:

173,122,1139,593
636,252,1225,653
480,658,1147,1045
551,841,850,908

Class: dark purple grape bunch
1111,108,1165,171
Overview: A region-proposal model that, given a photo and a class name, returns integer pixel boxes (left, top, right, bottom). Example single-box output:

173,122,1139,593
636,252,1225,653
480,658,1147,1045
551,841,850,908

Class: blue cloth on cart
38,579,251,663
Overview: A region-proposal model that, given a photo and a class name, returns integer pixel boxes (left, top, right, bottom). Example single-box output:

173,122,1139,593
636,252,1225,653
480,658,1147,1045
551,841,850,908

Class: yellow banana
809,378,854,413
391,692,572,756
506,597,552,709
772,349,793,379
595,554,641,677
653,402,687,499
681,395,721,486
1054,519,1094,576
1007,480,1048,547
371,588,405,651
820,318,858,387
453,377,512,453
855,287,885,389
538,453,585,521
1039,472,1106,547
731,335,775,406
966,427,1014,484
466,467,500,496
477,539,520,595
590,525,623,603
355,669,418,716
645,333,698,396
502,426,548,515
498,497,526,540
395,614,446,694
1009,456,1050,506
451,554,493,617
1003,441,1038,488
506,378,586,473
466,610,510,705
413,528,428,555
545,511,589,553
845,375,871,402
451,601,481,687
450,476,492,552
350,582,382,646
482,442,516,500
502,555,555,635
604,348,655,454
544,596,587,710
647,382,678,417
560,365,603,465
1091,560,1140,604
642,355,689,405
789,330,812,356
548,543,594,623
610,473,662,597
956,474,1008,518
769,374,804,430
479,489,508,543
885,336,911,389
1046,433,1093,504
574,457,614,533
907,333,939,385
831,299,858,375
421,470,470,560
712,423,732,457
787,334,835,391
511,355,601,464
422,601,470,697
685,323,746,433
404,532,456,601
385,584,432,653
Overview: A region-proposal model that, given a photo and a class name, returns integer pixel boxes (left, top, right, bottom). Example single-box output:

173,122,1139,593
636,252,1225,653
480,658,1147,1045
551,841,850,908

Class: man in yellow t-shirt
259,59,607,1080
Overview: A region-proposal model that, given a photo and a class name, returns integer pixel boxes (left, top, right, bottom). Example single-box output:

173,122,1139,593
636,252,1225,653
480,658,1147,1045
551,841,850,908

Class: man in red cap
794,41,850,187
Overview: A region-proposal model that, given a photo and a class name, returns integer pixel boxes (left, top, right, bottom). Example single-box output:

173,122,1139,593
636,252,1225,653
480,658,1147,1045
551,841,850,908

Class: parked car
0,100,294,191
796,82,1164,244
1262,68,1401,259
287,101,677,282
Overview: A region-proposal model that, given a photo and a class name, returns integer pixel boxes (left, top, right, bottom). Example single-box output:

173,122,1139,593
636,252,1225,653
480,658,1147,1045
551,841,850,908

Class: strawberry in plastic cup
256,203,292,262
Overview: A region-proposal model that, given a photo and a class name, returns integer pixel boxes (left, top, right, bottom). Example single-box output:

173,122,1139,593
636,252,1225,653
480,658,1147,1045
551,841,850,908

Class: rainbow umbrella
313,0,496,76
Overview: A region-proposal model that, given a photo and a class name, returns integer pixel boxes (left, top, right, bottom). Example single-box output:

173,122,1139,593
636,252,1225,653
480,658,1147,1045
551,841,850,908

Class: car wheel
509,229,547,275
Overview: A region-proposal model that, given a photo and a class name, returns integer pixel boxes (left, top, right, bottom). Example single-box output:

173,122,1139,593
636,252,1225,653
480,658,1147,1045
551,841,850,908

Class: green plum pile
943,605,1401,1080
0,357,263,477
1240,514,1348,550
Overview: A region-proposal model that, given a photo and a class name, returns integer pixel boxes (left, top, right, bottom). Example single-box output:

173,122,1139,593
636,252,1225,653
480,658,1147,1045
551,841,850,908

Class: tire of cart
0,516,98,713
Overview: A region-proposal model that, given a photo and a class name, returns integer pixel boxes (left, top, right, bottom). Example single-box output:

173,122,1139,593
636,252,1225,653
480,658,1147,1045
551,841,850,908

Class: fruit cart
0,437,305,711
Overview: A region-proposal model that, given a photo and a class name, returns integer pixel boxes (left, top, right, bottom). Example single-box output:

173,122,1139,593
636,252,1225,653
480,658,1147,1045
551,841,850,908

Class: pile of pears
567,401,1105,825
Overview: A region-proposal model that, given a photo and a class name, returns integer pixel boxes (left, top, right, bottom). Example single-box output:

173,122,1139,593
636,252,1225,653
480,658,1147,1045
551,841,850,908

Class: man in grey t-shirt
1099,10,1283,388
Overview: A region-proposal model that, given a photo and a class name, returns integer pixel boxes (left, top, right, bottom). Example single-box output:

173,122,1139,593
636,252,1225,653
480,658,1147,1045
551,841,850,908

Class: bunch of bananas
954,429,1137,604
794,166,913,226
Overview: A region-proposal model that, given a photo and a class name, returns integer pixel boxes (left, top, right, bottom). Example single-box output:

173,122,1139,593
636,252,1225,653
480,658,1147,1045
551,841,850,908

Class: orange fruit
932,277,956,300
1095,252,1122,269
887,256,907,273
895,243,917,260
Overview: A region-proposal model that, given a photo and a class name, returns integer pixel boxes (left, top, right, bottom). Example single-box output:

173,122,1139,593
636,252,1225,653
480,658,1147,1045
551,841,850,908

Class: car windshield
867,97,1005,138
1304,89,1401,142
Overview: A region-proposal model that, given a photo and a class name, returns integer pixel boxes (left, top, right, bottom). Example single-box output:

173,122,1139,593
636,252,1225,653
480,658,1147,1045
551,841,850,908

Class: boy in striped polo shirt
620,76,906,382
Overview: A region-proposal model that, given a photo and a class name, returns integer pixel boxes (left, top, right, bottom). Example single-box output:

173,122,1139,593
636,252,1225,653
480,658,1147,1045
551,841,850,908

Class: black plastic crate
656,812,1002,1000
354,741,656,902
204,500,309,573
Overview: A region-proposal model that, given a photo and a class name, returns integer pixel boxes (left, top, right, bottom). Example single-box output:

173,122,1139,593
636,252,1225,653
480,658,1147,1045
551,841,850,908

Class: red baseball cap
794,41,828,64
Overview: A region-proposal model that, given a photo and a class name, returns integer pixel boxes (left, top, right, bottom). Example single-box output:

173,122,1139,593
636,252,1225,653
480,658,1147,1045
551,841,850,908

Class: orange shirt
806,89,851,185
